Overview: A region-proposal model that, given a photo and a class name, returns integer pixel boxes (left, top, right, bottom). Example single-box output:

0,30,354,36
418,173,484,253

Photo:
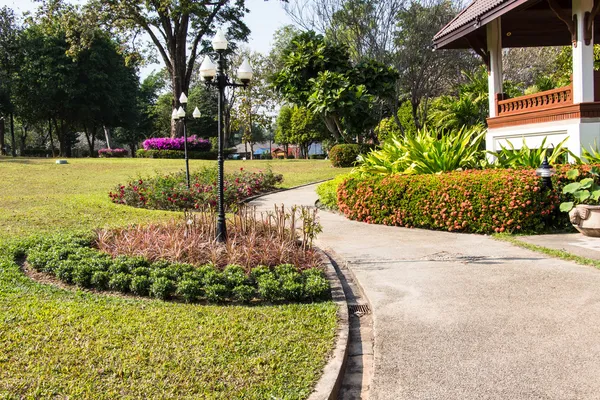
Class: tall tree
0,6,20,156
272,31,398,143
84,0,251,137
289,105,326,158
392,0,477,129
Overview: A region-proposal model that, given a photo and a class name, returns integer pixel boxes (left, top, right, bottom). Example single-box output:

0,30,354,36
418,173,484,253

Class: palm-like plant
491,136,573,168
355,125,485,175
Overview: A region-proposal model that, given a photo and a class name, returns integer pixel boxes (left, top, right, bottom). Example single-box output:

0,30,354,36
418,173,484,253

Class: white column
572,0,594,103
487,19,503,118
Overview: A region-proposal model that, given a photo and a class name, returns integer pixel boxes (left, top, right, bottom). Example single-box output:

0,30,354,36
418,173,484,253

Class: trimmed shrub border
23,233,331,304
337,168,569,234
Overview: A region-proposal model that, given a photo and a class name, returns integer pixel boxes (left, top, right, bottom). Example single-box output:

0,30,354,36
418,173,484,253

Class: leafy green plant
337,168,563,234
232,285,256,303
355,125,485,175
91,271,110,290
204,284,230,303
130,275,151,296
223,265,248,288
316,175,350,210
560,167,600,212
176,279,202,303
329,144,362,168
257,273,283,302
491,136,572,168
150,277,176,300
109,273,132,293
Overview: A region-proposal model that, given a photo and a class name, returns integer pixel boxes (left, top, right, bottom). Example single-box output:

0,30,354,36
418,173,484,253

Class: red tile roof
434,0,509,40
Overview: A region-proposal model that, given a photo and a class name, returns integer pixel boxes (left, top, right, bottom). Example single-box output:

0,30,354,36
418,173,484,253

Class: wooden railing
496,85,573,116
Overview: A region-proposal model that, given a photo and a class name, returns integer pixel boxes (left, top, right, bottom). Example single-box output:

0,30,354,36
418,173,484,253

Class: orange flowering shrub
337,168,567,234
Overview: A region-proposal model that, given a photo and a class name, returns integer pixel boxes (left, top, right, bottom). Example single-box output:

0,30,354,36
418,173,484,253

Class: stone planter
569,205,600,237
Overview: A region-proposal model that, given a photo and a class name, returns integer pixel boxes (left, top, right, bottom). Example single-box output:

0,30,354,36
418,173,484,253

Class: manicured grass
0,157,350,240
493,233,600,269
0,157,345,399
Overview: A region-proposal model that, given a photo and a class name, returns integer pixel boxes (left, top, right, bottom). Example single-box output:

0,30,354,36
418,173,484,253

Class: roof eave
433,0,536,49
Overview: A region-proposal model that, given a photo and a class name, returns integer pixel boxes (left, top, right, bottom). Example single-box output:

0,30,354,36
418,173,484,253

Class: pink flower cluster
98,148,128,158
143,135,211,152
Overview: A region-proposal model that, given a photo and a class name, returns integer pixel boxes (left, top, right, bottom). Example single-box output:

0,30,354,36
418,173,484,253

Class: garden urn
569,205,600,237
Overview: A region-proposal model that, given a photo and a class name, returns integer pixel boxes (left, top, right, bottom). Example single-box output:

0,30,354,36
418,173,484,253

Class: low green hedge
337,168,567,234
23,233,330,303
136,149,234,160
316,174,351,210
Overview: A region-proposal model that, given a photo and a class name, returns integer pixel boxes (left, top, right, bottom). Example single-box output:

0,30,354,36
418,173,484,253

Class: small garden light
536,154,555,190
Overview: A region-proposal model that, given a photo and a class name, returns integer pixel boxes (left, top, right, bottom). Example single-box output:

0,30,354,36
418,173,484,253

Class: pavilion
433,0,600,158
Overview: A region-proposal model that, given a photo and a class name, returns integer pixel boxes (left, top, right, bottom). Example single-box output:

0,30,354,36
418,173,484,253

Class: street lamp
172,93,191,189
201,28,253,243
536,153,555,190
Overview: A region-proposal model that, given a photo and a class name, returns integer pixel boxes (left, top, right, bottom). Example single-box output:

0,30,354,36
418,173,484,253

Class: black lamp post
199,28,253,243
173,94,202,189
536,153,555,190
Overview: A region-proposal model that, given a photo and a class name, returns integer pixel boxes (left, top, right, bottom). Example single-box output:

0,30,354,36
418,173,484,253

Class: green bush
55,260,76,283
337,168,563,234
150,277,176,300
130,275,151,296
329,144,361,168
91,271,110,290
23,234,332,304
232,285,256,303
109,273,132,293
72,264,94,288
176,279,202,303
135,149,233,160
205,284,230,303
316,175,350,210
257,273,283,302
249,265,271,284
303,269,330,301
224,265,248,288
280,272,304,301
309,154,327,159
110,166,283,211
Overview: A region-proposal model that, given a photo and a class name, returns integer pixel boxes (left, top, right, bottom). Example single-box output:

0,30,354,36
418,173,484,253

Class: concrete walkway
250,184,600,400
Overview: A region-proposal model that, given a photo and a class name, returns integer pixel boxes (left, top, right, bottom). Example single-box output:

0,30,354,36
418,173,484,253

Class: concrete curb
307,251,350,400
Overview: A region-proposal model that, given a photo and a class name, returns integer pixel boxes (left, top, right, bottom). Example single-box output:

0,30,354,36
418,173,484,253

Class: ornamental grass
96,205,323,270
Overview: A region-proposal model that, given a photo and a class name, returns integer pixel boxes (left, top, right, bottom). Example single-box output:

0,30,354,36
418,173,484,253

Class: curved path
251,184,600,400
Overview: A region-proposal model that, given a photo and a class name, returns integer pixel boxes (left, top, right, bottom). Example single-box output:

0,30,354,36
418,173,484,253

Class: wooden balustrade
496,85,573,116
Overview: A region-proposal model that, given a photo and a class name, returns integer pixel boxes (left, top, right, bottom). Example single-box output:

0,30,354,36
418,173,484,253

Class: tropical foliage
491,137,571,168
355,125,485,175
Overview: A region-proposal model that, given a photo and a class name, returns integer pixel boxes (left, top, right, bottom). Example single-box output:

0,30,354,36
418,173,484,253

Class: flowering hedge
337,168,566,234
136,149,227,160
98,148,128,158
142,135,211,152
110,167,283,210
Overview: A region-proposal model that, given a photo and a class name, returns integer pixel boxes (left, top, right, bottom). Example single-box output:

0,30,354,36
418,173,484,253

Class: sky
0,0,295,76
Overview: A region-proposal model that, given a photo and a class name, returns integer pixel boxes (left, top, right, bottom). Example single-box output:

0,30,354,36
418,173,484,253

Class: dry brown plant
95,205,323,270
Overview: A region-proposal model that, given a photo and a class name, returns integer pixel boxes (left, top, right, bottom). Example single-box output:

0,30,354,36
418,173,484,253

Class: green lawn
0,157,350,240
0,157,348,399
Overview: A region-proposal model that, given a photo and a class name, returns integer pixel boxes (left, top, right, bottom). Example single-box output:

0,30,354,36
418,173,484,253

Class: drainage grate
348,304,371,316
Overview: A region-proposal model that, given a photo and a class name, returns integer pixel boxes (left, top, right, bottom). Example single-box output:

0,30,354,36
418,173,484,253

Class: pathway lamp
200,28,254,243
172,92,191,189
536,153,555,190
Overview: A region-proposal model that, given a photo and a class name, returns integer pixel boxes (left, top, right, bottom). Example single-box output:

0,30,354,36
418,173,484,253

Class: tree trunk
19,124,28,155
249,142,254,160
0,118,5,156
48,119,56,157
103,126,112,149
10,113,15,157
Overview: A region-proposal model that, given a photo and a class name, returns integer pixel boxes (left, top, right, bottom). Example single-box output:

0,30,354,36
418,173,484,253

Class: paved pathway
251,184,600,400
